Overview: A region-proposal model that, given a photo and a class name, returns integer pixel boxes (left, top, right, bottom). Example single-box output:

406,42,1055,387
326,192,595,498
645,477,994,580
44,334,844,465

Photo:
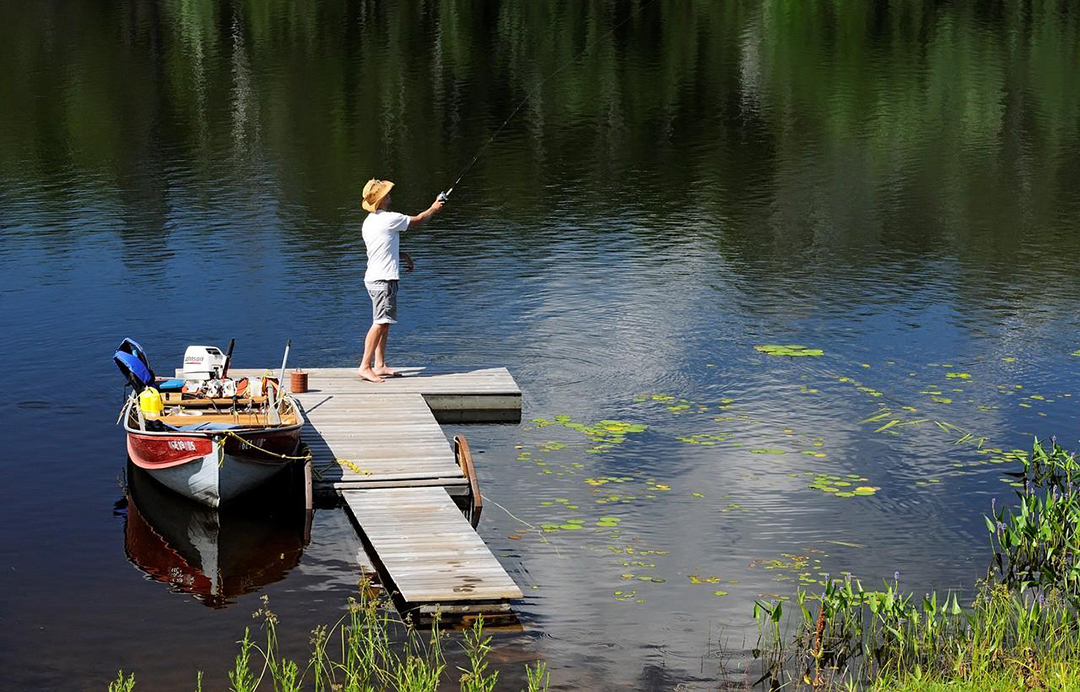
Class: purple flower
894,570,900,583
992,498,996,514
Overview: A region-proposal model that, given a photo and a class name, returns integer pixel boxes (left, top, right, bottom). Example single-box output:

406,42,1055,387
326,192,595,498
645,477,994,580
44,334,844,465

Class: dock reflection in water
123,463,310,609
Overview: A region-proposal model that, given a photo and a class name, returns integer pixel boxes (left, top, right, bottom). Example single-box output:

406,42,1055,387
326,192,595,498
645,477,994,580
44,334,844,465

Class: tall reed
752,437,1080,689
110,583,550,691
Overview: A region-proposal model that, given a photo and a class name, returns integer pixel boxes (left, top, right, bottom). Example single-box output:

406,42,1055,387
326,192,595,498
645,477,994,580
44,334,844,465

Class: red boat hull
126,424,304,507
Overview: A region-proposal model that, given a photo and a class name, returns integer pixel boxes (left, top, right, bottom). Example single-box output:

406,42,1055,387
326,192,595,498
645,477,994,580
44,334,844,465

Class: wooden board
180,366,523,423
296,392,462,486
214,367,520,395
342,487,522,603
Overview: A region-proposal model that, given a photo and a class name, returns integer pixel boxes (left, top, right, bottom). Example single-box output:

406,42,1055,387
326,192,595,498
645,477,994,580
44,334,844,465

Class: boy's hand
402,252,415,272
408,197,445,227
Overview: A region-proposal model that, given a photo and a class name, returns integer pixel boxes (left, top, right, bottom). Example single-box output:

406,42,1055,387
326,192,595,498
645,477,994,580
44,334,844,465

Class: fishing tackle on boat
112,337,305,508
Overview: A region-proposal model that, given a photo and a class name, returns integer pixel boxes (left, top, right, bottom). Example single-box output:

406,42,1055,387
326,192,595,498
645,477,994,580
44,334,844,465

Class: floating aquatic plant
808,474,877,497
755,344,824,357
689,574,721,584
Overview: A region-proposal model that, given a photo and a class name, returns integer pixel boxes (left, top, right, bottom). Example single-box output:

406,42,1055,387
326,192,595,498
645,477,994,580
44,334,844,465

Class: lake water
2,0,1080,689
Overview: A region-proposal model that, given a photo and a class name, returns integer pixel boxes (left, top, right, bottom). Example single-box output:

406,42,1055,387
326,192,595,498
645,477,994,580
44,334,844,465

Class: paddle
268,339,291,425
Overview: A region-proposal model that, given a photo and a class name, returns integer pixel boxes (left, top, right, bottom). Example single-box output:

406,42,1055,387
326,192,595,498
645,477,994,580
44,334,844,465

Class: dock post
303,457,313,512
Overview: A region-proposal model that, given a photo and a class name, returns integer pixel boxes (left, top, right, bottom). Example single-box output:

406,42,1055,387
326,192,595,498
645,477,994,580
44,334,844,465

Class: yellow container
139,387,164,417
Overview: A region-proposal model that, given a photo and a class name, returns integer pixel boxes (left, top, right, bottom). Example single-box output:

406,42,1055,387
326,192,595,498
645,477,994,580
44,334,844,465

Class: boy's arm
407,196,445,227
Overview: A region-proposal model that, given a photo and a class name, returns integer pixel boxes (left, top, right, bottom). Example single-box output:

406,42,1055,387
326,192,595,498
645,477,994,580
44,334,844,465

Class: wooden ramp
342,488,522,605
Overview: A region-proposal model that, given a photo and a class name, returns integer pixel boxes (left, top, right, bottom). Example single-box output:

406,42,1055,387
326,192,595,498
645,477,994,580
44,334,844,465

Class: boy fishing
358,178,444,383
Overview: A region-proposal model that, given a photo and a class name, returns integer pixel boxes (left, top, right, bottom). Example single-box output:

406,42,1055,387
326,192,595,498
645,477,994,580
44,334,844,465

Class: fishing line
440,0,662,201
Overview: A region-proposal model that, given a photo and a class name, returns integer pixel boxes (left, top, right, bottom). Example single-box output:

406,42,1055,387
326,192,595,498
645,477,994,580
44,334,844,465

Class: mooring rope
217,429,313,467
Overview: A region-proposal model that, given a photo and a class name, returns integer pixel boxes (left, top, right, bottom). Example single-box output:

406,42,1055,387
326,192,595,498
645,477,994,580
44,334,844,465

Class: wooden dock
221,366,524,614
342,488,521,604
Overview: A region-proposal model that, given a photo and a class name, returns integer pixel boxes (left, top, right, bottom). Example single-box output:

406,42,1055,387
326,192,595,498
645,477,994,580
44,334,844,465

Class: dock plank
342,487,522,603
209,367,522,423
224,367,520,394
295,391,463,486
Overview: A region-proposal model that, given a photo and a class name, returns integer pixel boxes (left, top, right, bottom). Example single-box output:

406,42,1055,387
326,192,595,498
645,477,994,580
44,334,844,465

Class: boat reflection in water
123,463,310,608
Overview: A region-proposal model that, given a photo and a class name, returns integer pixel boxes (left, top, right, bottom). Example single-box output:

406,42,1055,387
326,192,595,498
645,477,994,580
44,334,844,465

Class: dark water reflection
2,0,1080,689
123,466,309,609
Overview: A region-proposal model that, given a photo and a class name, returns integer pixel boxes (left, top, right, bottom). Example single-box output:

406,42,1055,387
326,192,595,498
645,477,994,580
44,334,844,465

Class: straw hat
361,178,394,212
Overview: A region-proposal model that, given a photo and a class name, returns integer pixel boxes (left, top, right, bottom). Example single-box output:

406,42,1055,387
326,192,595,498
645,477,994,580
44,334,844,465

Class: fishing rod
436,0,662,205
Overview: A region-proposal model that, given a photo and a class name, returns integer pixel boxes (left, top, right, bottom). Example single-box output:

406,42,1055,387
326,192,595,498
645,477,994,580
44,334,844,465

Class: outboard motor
182,345,228,381
114,338,155,393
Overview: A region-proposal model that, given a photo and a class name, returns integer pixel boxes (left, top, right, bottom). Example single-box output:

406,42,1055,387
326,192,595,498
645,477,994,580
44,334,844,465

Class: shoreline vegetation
754,438,1080,690
108,589,549,692
110,438,1080,690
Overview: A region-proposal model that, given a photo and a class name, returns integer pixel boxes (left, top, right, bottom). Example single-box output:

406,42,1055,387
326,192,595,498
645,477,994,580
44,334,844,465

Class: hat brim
362,181,394,212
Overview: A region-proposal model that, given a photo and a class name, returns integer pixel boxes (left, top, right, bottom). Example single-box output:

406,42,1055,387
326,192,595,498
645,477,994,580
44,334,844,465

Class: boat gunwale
121,396,307,439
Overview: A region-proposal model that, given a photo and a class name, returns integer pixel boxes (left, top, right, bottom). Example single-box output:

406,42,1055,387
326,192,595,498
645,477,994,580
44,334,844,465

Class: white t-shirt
362,210,410,282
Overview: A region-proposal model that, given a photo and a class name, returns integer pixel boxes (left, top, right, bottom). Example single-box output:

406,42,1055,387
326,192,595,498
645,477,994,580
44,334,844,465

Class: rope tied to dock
332,458,372,476
216,430,313,468
307,458,373,482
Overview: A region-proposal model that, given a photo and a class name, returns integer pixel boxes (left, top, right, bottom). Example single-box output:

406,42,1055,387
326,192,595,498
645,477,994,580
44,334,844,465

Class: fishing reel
437,189,452,204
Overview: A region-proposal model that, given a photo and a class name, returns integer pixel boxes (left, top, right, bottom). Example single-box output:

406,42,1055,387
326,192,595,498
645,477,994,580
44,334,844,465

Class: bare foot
357,367,384,383
374,365,399,377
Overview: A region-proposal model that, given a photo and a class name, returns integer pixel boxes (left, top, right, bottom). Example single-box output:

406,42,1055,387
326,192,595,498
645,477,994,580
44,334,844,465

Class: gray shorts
366,280,398,325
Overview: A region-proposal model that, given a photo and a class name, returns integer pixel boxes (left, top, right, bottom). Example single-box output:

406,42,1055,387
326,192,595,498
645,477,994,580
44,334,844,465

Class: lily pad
754,344,824,357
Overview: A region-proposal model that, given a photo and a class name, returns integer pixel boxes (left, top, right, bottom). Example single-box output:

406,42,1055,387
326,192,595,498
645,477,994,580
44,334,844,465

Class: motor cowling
182,345,227,380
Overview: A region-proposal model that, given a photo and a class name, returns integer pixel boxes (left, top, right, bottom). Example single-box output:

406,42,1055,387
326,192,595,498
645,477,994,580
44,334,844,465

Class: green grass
110,587,548,691
752,437,1080,690
878,664,1080,691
